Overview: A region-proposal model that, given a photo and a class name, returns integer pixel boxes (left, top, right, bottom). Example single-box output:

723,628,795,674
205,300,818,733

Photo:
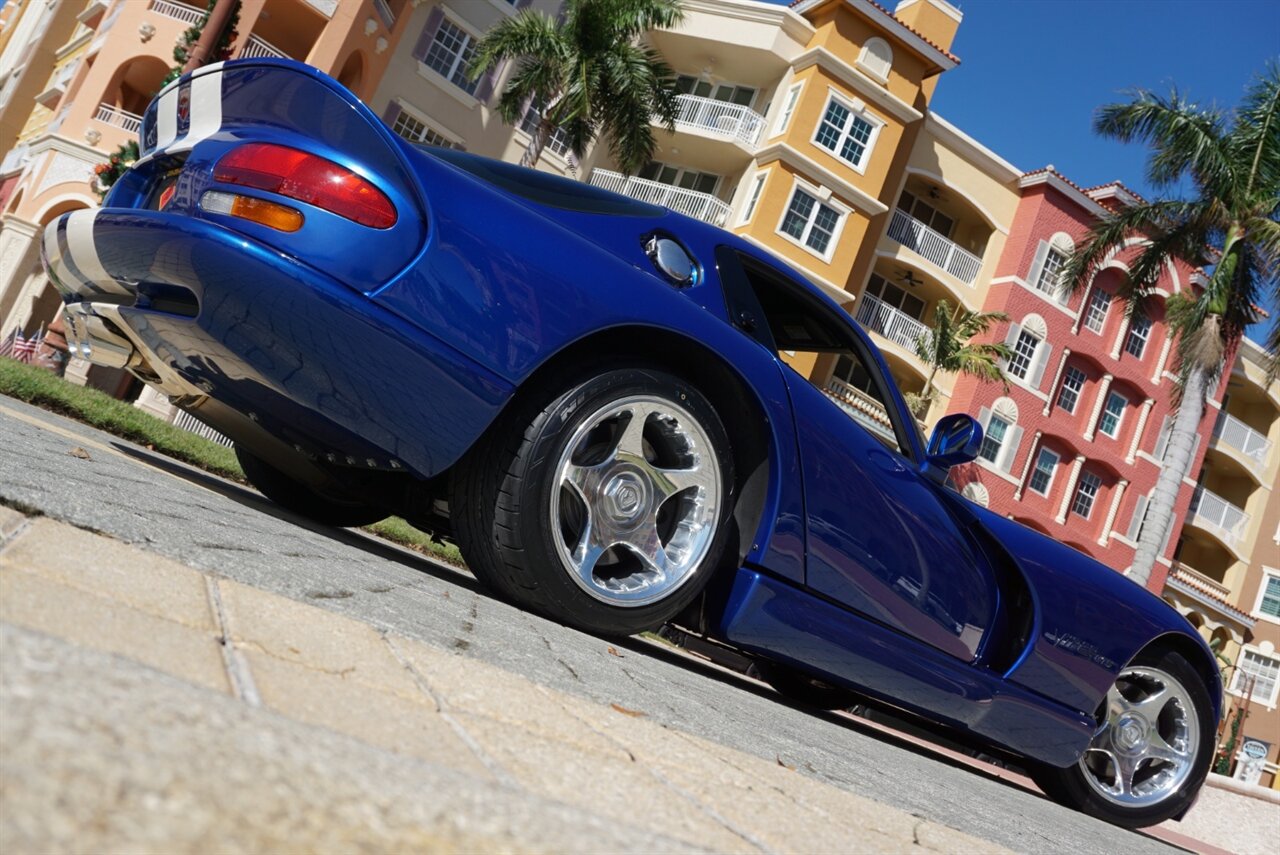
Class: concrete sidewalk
0,505,1006,854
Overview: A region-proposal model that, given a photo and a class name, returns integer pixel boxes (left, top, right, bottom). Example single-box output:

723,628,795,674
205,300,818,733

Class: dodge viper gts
42,59,1220,828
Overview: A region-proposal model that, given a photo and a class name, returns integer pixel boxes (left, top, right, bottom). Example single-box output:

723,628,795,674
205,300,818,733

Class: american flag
0,329,15,359
11,331,40,364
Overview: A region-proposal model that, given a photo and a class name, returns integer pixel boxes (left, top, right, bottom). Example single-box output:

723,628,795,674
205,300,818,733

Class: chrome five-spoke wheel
552,395,722,607
1078,665,1198,807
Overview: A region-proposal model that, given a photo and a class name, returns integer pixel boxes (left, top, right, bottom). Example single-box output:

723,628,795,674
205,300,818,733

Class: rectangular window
814,97,876,170
1028,447,1059,495
1231,649,1280,705
774,83,802,136
1057,366,1086,413
391,109,458,149
740,172,767,224
520,99,571,157
1007,330,1039,380
979,415,1009,463
1258,574,1280,619
1084,288,1111,333
423,18,478,95
1099,390,1127,438
779,187,841,256
1125,315,1152,359
1071,471,1101,518
1036,248,1067,295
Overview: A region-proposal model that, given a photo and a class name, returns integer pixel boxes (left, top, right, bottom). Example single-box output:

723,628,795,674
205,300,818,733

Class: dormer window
857,38,893,82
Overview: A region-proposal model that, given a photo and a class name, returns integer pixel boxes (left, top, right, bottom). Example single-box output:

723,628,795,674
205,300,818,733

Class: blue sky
771,0,1279,342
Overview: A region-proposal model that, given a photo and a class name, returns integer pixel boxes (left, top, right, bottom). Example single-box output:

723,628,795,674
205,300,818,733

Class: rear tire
236,445,387,528
453,367,734,635
1030,649,1215,829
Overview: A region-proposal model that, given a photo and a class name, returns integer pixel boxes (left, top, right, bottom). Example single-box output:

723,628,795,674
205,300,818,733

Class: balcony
93,103,143,134
1212,411,1271,472
240,34,288,60
670,94,765,149
1165,563,1255,629
148,0,206,25
824,377,896,443
88,2,126,54
1188,485,1250,551
855,293,928,353
886,208,983,285
589,169,731,226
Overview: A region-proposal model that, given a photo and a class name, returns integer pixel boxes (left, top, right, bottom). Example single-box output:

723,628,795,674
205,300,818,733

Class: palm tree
1062,64,1279,587
909,300,1011,420
469,0,684,173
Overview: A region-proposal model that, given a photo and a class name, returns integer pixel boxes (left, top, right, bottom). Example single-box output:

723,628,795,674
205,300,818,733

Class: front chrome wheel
1078,665,1199,808
551,395,722,608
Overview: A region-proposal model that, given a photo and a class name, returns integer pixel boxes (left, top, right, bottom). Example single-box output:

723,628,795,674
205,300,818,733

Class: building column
1014,430,1043,500
1056,454,1087,524
1152,335,1174,385
1083,373,1114,441
1098,479,1129,546
1126,398,1156,464
0,215,43,332
1041,348,1071,416
1110,315,1132,360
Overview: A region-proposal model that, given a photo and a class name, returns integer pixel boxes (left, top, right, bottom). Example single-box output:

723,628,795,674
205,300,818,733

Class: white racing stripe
64,210,130,297
41,220,63,272
170,69,224,153
155,87,179,151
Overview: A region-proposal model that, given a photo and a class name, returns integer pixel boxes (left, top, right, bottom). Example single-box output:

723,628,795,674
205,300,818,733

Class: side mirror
926,413,983,469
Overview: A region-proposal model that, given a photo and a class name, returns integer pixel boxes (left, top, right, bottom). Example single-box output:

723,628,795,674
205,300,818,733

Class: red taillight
213,143,397,229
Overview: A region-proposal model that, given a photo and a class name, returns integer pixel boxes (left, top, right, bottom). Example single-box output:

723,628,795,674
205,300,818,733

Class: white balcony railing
824,377,896,443
589,169,732,226
855,293,928,353
93,103,143,133
1188,485,1250,549
1212,411,1271,470
240,34,287,60
670,94,765,148
886,208,983,285
148,0,206,25
373,0,396,29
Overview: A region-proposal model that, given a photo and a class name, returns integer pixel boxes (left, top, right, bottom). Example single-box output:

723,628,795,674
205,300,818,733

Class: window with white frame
813,96,878,171
676,75,757,107
865,273,926,320
1083,288,1111,333
1098,390,1127,438
1036,247,1067,295
857,37,893,81
1231,648,1280,706
1007,329,1040,380
391,110,459,149
1071,471,1102,518
1254,570,1280,621
773,83,802,136
897,191,955,237
423,18,479,95
779,186,842,257
1028,447,1059,495
1125,315,1152,359
1057,365,1086,413
520,99,571,157
979,414,1009,463
739,172,767,224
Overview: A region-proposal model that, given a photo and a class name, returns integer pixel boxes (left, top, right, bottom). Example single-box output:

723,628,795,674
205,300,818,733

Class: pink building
946,167,1225,594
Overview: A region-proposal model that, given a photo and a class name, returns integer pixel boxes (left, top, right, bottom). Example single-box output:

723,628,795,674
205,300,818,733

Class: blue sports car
43,60,1220,829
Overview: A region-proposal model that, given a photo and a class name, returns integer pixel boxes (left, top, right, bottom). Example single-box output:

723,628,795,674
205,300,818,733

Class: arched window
961,481,990,508
977,396,1023,473
1002,313,1053,390
858,37,893,81
1029,231,1076,301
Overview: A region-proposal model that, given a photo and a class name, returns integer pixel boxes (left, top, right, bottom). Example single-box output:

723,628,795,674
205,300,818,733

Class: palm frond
1229,59,1280,197
469,10,566,81
1094,88,1233,194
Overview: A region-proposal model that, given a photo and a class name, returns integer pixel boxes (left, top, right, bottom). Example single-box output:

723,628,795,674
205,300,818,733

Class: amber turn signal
200,190,304,232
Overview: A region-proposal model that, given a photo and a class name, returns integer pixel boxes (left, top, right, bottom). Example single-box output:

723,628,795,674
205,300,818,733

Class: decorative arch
34,193,97,225
991,395,1019,422
6,186,24,214
336,50,366,99
858,37,893,80
961,481,989,507
1049,231,1075,253
1019,313,1048,340
903,167,1009,234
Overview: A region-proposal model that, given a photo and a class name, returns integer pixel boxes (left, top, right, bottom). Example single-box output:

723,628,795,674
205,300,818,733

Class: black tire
453,367,735,635
757,661,859,711
236,445,387,528
1030,649,1215,829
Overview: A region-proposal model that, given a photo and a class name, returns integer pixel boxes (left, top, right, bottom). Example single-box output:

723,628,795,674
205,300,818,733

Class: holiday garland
94,0,241,197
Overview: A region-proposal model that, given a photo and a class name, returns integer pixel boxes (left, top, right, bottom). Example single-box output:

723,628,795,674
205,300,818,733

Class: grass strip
0,358,463,567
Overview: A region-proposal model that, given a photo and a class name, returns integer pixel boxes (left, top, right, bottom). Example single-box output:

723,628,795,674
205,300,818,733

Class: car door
726,251,997,663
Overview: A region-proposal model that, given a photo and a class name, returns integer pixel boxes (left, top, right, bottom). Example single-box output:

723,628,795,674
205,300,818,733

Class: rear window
428,148,664,217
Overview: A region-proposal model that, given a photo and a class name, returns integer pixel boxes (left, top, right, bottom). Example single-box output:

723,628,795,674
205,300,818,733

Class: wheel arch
501,323,776,571
1131,630,1225,721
